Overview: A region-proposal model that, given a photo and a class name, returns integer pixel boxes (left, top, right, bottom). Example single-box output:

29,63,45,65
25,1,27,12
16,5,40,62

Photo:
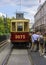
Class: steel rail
0,40,8,48
28,49,34,65
2,46,13,65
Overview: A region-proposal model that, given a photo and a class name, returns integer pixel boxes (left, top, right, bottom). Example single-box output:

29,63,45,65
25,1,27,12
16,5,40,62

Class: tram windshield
17,22,23,31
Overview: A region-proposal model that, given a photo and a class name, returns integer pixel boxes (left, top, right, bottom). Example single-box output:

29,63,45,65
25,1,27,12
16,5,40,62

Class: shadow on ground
12,45,28,49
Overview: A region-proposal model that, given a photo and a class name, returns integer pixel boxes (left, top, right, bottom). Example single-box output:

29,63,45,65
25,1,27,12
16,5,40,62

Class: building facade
34,1,46,32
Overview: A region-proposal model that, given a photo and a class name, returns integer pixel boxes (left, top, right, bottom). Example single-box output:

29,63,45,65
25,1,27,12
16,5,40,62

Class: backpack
39,37,44,44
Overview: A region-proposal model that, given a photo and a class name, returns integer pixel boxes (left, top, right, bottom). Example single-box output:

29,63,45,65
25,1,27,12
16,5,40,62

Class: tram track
28,50,34,65
3,49,32,65
0,40,33,65
1,44,13,65
0,40,8,48
0,40,10,53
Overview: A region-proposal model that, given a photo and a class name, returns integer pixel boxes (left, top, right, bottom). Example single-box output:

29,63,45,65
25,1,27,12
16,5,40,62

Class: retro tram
10,13,30,47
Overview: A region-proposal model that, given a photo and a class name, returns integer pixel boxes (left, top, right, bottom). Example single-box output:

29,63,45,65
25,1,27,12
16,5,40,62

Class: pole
20,0,22,11
39,0,41,3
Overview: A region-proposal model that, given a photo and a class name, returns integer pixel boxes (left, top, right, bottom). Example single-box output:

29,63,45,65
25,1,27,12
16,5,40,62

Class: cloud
15,0,39,9
0,0,45,27
0,0,39,16
0,0,45,7
0,12,6,17
0,0,39,7
40,0,45,4
0,0,16,6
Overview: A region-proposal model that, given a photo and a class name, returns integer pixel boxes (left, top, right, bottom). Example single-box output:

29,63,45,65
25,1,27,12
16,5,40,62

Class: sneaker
30,49,33,52
42,53,44,55
40,54,42,56
40,53,44,56
43,55,46,58
39,50,41,52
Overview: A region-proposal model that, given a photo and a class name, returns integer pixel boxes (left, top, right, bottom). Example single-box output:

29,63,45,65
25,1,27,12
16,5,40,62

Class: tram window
12,22,16,31
24,22,28,32
17,23,23,31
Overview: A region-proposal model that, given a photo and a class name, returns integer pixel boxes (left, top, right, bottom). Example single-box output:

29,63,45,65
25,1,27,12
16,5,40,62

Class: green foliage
6,18,11,32
11,16,15,19
0,17,5,35
0,17,11,35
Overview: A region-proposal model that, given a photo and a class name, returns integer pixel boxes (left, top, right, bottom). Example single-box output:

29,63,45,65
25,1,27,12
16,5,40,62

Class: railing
0,34,10,48
0,35,7,42
0,40,8,48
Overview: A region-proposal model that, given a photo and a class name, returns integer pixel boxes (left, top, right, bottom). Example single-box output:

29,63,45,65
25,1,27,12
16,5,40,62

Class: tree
6,18,11,33
0,17,5,35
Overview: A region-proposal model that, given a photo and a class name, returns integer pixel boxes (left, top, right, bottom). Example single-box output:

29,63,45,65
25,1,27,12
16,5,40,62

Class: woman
38,32,44,56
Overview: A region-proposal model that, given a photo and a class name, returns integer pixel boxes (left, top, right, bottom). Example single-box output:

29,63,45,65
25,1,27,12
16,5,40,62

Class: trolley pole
20,0,22,11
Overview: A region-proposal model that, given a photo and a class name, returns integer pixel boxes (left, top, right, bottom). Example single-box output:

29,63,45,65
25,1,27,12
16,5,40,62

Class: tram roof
11,19,30,22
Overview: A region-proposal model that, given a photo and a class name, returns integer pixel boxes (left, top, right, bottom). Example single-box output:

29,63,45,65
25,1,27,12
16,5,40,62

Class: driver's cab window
17,22,23,31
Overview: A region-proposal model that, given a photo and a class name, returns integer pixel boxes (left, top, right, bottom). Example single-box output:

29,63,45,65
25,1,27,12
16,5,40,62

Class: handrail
0,40,7,48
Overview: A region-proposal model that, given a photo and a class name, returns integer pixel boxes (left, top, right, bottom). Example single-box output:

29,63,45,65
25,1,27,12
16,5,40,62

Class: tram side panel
10,32,29,44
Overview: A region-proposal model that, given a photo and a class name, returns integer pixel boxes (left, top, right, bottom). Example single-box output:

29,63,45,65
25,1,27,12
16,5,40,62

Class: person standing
31,31,39,51
38,32,44,56
43,33,46,56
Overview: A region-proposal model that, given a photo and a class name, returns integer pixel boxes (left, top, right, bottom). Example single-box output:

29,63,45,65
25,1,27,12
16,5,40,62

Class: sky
0,0,45,27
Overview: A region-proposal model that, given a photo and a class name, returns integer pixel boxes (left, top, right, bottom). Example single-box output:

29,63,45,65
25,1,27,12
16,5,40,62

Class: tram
10,13,30,47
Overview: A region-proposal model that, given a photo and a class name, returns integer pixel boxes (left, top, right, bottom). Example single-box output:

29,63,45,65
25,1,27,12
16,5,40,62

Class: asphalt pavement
28,49,46,65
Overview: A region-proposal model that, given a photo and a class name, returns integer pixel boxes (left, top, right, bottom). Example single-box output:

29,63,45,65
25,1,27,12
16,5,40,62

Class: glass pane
17,23,23,31
24,22,28,31
12,22,15,31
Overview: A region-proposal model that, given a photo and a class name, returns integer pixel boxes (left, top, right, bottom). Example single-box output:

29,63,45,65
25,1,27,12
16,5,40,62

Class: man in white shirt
31,31,39,51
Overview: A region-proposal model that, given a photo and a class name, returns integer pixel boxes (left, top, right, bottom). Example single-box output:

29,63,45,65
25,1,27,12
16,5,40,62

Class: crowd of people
30,31,46,56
